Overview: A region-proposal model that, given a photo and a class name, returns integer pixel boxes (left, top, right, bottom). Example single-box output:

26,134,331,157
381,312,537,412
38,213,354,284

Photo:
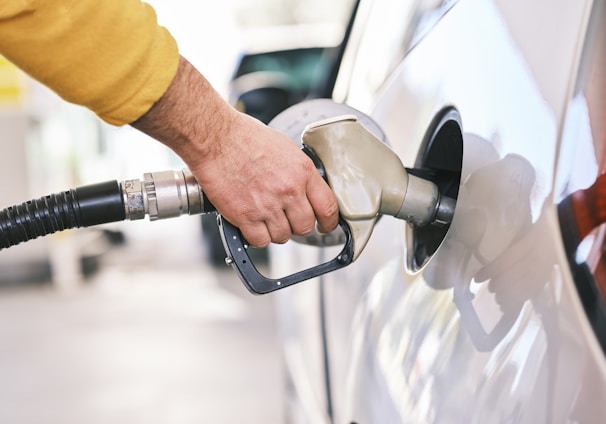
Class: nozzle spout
397,173,455,227
302,115,454,260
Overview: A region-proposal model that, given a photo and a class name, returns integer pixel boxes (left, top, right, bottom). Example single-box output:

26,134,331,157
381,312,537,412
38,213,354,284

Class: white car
257,0,606,422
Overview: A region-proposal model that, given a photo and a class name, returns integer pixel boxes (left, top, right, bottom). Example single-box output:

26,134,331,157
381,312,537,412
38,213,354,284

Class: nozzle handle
218,215,354,295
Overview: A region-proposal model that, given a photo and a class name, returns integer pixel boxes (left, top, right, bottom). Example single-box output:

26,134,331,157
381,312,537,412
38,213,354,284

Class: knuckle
256,239,271,248
280,181,299,198
292,218,315,236
270,221,292,245
246,231,271,248
319,197,339,218
232,212,271,248
300,157,317,175
298,152,317,173
273,234,290,245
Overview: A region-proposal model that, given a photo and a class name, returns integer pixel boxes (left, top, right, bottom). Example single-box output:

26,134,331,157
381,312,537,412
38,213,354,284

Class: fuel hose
0,169,214,250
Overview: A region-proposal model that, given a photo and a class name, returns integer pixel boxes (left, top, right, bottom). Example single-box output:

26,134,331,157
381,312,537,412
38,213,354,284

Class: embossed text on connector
122,179,146,220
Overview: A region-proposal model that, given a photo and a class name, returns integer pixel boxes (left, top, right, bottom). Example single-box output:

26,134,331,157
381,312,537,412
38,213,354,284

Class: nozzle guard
218,215,354,294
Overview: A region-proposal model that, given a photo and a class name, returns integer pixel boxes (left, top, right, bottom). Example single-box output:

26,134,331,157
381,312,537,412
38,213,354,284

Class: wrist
131,55,233,170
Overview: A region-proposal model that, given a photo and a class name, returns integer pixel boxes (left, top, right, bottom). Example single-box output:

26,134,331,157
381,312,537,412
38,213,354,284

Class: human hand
132,56,339,247
192,110,339,247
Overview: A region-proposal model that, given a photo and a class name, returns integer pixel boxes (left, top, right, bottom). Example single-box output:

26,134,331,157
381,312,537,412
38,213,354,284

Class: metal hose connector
122,168,215,221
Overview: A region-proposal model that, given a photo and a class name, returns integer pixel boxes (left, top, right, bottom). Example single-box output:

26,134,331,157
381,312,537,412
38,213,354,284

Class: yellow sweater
0,0,179,125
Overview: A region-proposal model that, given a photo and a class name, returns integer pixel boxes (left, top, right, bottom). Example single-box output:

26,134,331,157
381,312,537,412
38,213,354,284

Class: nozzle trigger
218,215,354,295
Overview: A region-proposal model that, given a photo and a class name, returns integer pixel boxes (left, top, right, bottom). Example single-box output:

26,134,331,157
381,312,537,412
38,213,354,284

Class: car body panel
272,0,606,422
272,244,333,424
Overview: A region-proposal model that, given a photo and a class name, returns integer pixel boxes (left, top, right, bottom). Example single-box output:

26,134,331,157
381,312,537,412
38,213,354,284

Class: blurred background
0,0,354,422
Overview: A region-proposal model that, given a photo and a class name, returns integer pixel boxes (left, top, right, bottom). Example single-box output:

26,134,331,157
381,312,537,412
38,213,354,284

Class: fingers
243,159,338,247
239,223,271,249
266,211,294,245
241,202,316,248
284,201,316,236
236,204,299,248
306,172,339,234
234,176,338,248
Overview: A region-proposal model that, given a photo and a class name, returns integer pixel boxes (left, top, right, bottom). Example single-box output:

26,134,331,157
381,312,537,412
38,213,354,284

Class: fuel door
406,108,463,271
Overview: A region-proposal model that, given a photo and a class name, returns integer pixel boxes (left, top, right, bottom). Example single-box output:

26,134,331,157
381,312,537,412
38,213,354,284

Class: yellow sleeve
0,0,179,125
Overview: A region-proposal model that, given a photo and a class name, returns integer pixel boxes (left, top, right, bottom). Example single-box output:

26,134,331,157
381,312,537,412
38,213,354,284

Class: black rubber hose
0,180,125,250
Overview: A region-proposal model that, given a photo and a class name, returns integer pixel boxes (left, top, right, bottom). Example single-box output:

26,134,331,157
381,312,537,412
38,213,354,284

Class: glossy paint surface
273,0,606,422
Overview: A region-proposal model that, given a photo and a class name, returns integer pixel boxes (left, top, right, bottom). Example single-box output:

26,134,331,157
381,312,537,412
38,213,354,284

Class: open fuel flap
406,108,463,272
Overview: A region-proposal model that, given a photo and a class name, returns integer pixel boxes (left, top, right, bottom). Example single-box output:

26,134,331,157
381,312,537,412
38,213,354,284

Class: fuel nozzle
301,115,455,260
